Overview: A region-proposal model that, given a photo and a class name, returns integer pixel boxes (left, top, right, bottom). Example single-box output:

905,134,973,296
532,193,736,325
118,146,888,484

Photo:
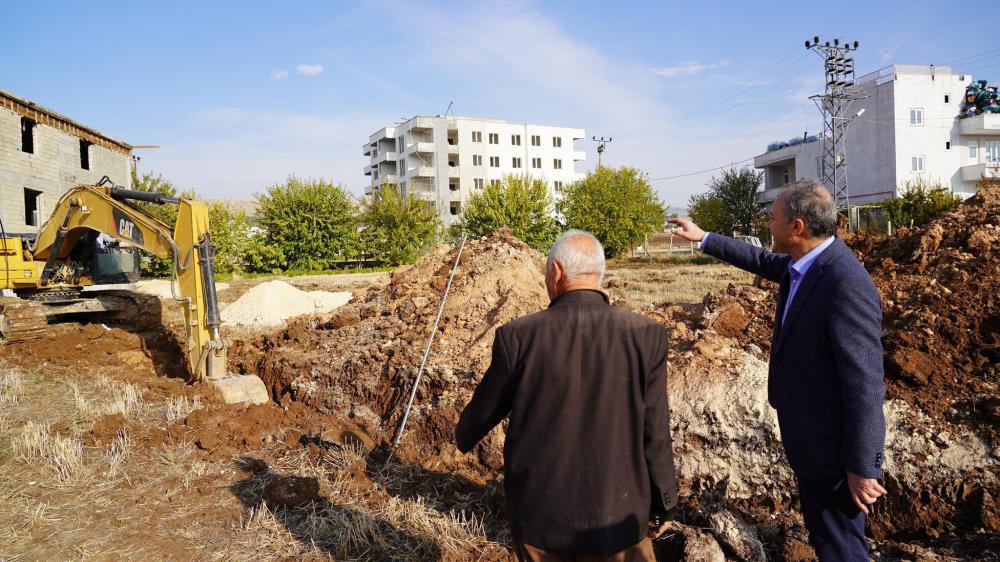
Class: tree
688,166,764,237
130,170,183,277
879,179,961,229
255,177,359,271
360,184,441,266
687,192,729,234
453,175,559,250
562,166,665,257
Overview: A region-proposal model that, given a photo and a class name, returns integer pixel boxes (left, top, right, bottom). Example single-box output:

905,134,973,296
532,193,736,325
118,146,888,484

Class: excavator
0,177,268,404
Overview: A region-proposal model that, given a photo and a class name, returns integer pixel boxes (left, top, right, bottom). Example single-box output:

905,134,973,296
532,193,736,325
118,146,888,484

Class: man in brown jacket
456,230,677,562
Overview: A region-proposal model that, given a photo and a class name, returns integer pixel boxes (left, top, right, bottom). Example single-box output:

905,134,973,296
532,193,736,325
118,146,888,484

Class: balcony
960,114,1000,136
447,143,459,154
411,142,435,154
447,166,460,178
572,150,586,161
409,188,435,201
363,165,372,176
411,117,435,131
375,150,398,163
413,166,435,177
960,163,1000,181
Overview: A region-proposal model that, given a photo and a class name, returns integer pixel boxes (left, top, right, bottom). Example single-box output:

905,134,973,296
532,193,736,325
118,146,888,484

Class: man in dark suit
455,230,676,562
670,179,887,561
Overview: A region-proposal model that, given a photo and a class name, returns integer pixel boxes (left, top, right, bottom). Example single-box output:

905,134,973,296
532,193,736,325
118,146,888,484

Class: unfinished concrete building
0,88,132,235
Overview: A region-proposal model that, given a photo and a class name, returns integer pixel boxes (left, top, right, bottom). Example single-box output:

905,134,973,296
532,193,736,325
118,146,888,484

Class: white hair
547,230,606,285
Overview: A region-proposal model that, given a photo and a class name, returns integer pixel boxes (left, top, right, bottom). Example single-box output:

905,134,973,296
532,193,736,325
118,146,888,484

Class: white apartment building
1,88,132,235
755,65,997,208
363,115,585,225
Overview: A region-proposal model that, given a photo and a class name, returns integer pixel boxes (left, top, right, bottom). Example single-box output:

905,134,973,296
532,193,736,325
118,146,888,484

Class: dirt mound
239,229,548,479
848,187,1000,448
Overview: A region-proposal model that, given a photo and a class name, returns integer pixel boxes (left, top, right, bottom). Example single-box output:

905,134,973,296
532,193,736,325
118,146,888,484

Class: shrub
359,184,441,266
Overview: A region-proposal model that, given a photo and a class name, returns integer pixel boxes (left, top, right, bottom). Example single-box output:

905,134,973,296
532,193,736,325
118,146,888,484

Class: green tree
687,192,729,234
453,175,559,250
562,166,665,257
688,166,764,237
360,184,441,266
130,170,183,277
254,176,359,270
880,179,962,229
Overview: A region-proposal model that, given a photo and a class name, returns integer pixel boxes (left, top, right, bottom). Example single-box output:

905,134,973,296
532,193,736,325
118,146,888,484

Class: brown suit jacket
456,289,677,555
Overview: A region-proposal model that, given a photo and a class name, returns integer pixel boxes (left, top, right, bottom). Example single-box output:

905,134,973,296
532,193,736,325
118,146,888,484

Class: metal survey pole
391,235,468,450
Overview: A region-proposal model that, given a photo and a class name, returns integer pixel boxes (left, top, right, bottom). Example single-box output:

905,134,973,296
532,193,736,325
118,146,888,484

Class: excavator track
0,290,163,344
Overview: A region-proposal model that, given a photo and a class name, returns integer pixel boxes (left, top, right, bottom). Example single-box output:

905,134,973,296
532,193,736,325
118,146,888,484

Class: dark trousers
512,538,656,562
797,476,868,562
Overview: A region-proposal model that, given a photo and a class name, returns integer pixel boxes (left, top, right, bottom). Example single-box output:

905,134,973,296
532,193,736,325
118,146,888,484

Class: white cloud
296,64,324,76
651,60,730,78
270,69,289,82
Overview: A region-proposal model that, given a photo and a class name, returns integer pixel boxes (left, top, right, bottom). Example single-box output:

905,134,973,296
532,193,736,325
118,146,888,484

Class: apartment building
0,88,132,235
363,115,585,225
755,65,995,208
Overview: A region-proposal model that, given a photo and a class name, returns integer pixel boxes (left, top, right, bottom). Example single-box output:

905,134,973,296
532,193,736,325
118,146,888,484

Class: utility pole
592,136,612,168
805,36,866,219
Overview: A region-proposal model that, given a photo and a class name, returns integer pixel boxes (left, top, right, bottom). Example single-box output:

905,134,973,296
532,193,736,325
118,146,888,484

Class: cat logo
112,208,145,245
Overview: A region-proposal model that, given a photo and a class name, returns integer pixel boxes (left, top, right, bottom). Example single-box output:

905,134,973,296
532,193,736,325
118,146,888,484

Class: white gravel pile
221,280,351,328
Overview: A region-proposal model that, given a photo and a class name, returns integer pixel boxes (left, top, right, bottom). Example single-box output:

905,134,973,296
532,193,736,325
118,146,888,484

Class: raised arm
668,218,788,282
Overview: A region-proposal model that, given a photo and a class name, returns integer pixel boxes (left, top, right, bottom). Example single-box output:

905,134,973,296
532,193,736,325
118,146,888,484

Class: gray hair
782,179,838,238
547,230,606,285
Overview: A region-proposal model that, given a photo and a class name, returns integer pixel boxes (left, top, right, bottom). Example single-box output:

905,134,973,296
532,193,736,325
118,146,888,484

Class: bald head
545,230,605,299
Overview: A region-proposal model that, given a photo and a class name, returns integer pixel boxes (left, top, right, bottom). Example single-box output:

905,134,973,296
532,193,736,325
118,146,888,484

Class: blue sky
4,0,997,207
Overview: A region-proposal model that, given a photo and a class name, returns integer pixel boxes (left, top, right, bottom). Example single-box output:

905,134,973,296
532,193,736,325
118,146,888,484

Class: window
531,135,541,146
945,141,951,150
472,131,482,143
553,158,563,170
473,154,483,166
450,201,461,216
79,139,92,170
449,182,459,191
986,141,1000,164
21,117,35,153
488,133,499,144
816,157,825,179
909,108,924,126
512,157,522,168
531,157,541,169
489,156,500,167
944,94,950,104
490,179,501,187
24,188,42,226
782,167,791,185
554,181,563,192
511,134,521,146
970,140,980,162
911,155,925,173
474,178,484,190
552,136,562,148
555,202,564,214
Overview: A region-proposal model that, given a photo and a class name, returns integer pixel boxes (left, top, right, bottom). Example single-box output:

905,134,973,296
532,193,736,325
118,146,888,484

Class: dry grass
0,369,24,405
605,256,754,304
165,395,202,424
9,420,85,482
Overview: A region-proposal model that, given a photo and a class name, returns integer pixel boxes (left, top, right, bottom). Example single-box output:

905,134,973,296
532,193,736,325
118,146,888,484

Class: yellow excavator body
0,178,267,404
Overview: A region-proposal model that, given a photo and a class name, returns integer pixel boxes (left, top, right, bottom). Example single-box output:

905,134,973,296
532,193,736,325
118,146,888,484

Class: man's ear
791,218,807,237
551,260,565,285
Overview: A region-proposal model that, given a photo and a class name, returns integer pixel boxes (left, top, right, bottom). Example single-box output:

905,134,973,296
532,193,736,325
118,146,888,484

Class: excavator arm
28,181,226,381
5,179,266,403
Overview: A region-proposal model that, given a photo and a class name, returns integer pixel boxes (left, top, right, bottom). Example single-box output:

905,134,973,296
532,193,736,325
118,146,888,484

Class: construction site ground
2,187,999,562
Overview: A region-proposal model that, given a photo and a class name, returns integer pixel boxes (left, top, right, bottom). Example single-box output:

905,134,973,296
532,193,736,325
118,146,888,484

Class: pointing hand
667,217,706,243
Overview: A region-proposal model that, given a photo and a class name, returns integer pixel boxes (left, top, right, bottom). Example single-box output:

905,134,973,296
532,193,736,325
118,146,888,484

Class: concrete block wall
0,106,131,236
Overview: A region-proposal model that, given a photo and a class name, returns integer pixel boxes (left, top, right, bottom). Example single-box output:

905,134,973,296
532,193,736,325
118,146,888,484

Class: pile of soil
237,229,549,479
849,187,1000,448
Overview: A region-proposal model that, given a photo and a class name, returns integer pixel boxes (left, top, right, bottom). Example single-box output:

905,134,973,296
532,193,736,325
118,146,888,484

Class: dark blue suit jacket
702,234,885,479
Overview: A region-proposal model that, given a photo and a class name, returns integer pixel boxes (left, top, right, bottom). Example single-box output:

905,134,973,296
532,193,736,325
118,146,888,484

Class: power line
637,109,815,171
646,157,756,181
614,48,815,140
